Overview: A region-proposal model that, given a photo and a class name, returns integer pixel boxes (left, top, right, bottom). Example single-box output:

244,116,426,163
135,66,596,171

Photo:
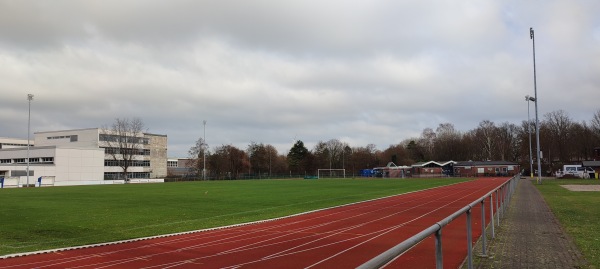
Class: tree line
185,109,600,179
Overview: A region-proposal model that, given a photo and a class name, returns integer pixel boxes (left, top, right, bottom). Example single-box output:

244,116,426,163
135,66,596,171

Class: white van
560,165,594,178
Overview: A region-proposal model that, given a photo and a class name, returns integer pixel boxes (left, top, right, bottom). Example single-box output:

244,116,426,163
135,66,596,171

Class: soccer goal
37,176,56,187
0,177,20,188
317,169,346,179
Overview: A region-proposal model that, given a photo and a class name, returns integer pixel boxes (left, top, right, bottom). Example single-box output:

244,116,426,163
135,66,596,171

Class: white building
0,128,167,187
0,137,32,149
167,157,194,177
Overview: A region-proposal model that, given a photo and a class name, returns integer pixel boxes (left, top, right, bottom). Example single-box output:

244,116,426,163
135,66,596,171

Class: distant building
0,137,32,149
411,161,456,177
167,157,195,177
453,161,520,177
0,128,167,187
372,162,411,178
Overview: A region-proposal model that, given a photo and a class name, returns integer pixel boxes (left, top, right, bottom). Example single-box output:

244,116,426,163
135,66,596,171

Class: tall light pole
531,27,542,184
27,94,34,187
203,120,206,180
525,95,535,178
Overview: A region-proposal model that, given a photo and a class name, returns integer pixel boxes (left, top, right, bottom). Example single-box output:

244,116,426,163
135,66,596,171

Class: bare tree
419,128,436,160
571,121,594,161
101,118,146,181
209,145,248,179
592,109,600,145
496,122,520,161
473,120,497,160
312,139,346,169
325,139,346,169
188,137,208,178
349,144,380,173
403,139,425,162
380,144,410,165
543,110,574,162
247,142,279,177
434,123,462,161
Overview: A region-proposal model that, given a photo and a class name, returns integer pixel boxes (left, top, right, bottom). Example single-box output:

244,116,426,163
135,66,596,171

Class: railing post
480,200,487,256
495,189,500,226
507,179,512,203
466,209,473,269
435,228,443,269
504,183,509,212
501,185,506,216
490,194,495,239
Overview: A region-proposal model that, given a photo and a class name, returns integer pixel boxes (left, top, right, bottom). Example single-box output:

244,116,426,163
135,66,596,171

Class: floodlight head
525,95,529,101
27,94,34,101
529,96,536,102
530,27,534,39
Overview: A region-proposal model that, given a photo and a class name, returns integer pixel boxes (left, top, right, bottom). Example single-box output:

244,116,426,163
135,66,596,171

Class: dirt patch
561,185,600,192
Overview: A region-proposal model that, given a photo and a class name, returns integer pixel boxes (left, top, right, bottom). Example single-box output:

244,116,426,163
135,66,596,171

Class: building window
41,157,54,163
14,158,26,163
103,147,151,156
104,160,150,167
104,172,150,180
11,170,33,177
100,134,148,144
29,158,40,163
0,159,11,164
47,135,72,140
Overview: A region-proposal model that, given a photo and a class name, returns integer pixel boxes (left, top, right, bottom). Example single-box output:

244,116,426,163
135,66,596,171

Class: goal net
37,176,56,187
0,177,20,188
317,169,346,179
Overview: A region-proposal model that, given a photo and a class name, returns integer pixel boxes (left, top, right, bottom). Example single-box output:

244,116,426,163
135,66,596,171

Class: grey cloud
1,0,600,157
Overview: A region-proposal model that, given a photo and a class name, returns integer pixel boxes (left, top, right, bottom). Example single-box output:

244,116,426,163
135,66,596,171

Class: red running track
0,177,508,269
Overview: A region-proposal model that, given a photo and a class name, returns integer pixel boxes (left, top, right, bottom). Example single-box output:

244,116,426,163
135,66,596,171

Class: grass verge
536,179,600,268
0,177,466,256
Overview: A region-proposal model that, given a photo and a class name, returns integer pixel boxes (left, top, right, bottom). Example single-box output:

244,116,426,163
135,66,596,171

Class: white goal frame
37,176,56,187
317,169,346,179
0,177,20,188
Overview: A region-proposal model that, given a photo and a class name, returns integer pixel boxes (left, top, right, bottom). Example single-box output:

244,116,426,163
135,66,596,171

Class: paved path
474,179,587,268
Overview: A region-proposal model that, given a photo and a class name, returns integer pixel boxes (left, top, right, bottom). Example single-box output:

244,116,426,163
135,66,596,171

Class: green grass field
0,178,467,256
536,179,600,268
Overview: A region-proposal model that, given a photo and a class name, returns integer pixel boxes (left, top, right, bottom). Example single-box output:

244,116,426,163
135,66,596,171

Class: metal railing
358,175,519,269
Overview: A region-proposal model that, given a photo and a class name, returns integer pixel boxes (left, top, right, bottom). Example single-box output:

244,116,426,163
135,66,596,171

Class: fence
358,175,519,269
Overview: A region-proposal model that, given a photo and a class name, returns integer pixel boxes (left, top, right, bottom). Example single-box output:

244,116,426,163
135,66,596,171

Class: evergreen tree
287,140,308,175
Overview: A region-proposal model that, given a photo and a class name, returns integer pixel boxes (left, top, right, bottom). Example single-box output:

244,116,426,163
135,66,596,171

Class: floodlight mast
27,94,34,187
530,27,542,184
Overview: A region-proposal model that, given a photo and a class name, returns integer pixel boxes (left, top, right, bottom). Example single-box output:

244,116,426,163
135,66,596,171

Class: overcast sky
1,0,599,157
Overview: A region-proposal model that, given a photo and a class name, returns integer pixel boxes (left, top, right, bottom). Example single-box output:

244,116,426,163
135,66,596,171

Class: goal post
0,177,20,188
317,169,346,179
37,176,56,187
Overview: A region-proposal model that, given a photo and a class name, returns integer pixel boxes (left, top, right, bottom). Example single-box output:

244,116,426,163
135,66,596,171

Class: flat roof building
0,137,32,149
0,128,167,187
